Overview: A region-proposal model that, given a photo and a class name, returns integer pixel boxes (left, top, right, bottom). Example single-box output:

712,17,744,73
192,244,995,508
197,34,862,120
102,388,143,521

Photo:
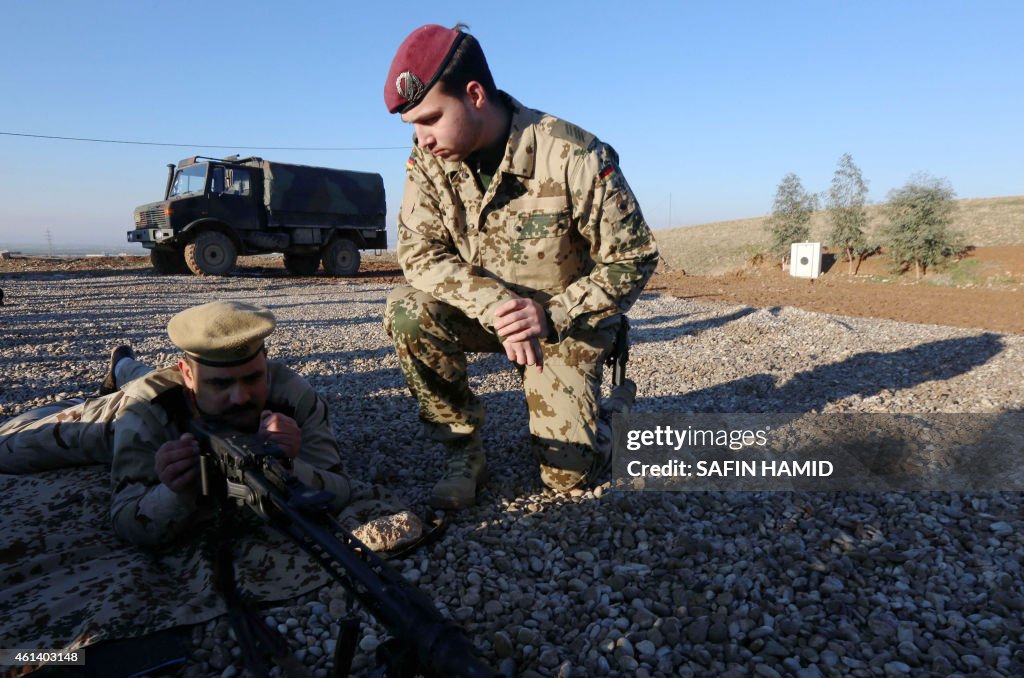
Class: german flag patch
599,165,616,181
406,155,416,170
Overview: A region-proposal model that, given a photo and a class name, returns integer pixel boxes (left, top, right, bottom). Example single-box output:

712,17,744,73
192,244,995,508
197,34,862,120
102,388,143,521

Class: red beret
385,24,465,114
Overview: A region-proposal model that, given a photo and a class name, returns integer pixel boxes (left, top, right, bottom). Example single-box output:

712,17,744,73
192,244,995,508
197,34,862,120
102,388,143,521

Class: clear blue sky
1,0,1021,249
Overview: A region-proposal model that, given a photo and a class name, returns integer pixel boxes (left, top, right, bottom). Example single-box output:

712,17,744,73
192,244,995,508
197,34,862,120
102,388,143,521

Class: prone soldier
0,300,357,546
383,24,659,508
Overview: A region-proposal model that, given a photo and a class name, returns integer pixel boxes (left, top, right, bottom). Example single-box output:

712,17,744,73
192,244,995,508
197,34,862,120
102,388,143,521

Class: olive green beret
168,300,276,367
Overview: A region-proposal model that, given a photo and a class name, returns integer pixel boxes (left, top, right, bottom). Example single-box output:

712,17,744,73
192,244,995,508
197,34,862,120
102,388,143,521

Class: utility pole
45,229,53,257
668,193,672,229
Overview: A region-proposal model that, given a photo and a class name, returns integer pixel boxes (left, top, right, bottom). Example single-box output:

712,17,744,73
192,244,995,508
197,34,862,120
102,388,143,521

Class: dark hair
437,26,498,98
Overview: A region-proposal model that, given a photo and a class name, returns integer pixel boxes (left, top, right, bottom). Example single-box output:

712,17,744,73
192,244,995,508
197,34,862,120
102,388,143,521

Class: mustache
221,404,259,417
215,405,262,432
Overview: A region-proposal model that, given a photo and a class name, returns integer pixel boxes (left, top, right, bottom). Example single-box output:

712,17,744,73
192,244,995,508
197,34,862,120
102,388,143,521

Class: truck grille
136,208,169,229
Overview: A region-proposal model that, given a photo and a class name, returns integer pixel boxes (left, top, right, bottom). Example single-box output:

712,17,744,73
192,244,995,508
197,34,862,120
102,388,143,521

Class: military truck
127,156,386,276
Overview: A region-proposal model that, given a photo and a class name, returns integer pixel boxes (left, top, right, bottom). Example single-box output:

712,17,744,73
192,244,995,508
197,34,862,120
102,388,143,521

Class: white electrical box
790,242,822,279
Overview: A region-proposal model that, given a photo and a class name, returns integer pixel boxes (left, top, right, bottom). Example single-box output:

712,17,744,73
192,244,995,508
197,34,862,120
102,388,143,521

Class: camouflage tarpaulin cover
0,465,419,674
0,466,331,666
260,161,386,222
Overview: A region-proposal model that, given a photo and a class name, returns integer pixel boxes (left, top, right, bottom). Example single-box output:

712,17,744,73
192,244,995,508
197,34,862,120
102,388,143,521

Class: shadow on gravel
275,315,380,329
631,307,759,344
293,349,519,398
268,300,387,313
643,332,1005,413
280,346,398,366
8,306,181,323
2,327,168,351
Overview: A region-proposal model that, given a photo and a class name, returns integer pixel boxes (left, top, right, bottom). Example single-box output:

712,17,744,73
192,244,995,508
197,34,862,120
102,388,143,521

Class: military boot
430,435,488,509
98,344,135,396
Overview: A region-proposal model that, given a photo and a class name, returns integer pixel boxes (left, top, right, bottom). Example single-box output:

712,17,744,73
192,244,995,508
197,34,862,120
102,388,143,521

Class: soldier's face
401,82,486,162
180,351,269,431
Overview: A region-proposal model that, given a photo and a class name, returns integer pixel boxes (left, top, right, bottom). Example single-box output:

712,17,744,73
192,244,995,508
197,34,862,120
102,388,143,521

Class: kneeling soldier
382,25,658,508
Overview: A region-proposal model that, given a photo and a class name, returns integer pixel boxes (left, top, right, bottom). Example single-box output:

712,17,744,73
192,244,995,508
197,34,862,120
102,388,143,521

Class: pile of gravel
1,272,1022,677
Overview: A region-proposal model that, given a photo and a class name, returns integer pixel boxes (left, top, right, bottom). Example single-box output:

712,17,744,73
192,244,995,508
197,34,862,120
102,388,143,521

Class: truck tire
322,238,360,276
150,246,189,274
185,231,237,276
284,252,320,276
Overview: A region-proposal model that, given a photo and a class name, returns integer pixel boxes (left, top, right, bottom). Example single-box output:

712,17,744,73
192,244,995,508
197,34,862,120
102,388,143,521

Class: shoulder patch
406,152,416,171
548,119,597,149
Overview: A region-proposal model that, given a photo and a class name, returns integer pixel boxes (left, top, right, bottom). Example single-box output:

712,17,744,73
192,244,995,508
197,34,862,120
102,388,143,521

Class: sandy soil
2,247,1021,334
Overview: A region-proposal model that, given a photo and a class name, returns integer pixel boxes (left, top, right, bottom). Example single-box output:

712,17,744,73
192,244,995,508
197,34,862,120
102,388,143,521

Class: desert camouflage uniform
386,93,658,486
0,360,351,545
0,361,421,660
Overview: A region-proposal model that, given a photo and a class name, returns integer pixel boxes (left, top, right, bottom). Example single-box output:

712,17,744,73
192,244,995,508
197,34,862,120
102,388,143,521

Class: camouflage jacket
398,94,658,339
109,363,350,547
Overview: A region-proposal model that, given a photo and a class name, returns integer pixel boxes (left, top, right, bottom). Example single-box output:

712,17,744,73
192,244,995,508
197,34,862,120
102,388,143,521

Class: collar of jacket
441,91,539,180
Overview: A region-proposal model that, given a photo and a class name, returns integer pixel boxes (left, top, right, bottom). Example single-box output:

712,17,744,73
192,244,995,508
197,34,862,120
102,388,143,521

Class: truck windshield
169,165,208,197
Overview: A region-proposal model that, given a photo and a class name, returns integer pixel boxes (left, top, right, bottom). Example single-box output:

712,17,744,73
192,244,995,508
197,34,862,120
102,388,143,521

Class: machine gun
189,419,495,678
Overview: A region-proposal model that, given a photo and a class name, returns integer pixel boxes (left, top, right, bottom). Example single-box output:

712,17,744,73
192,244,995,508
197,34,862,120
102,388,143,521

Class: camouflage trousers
0,397,122,473
384,286,617,487
0,359,153,474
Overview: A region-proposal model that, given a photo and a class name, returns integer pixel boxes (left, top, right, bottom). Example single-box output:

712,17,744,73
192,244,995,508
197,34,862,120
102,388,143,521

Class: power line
0,131,406,151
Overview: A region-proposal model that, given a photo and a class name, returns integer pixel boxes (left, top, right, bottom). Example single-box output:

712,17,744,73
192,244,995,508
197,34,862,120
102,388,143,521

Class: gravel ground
1,273,1023,677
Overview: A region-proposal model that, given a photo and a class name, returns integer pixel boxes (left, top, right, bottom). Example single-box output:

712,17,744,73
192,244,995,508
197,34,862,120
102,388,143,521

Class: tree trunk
854,252,864,275
915,260,921,280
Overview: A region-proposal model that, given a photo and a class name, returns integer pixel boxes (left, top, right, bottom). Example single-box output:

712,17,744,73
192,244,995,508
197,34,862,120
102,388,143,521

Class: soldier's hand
493,297,548,343
260,410,302,459
155,433,200,494
503,337,544,371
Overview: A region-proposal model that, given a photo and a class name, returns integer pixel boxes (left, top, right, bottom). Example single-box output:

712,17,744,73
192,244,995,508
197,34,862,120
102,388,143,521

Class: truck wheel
150,246,189,274
185,231,237,276
284,253,320,276
322,238,360,276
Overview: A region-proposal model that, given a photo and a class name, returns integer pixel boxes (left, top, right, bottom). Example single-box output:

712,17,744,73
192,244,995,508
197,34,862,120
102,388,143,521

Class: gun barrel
190,419,496,677
271,494,495,677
